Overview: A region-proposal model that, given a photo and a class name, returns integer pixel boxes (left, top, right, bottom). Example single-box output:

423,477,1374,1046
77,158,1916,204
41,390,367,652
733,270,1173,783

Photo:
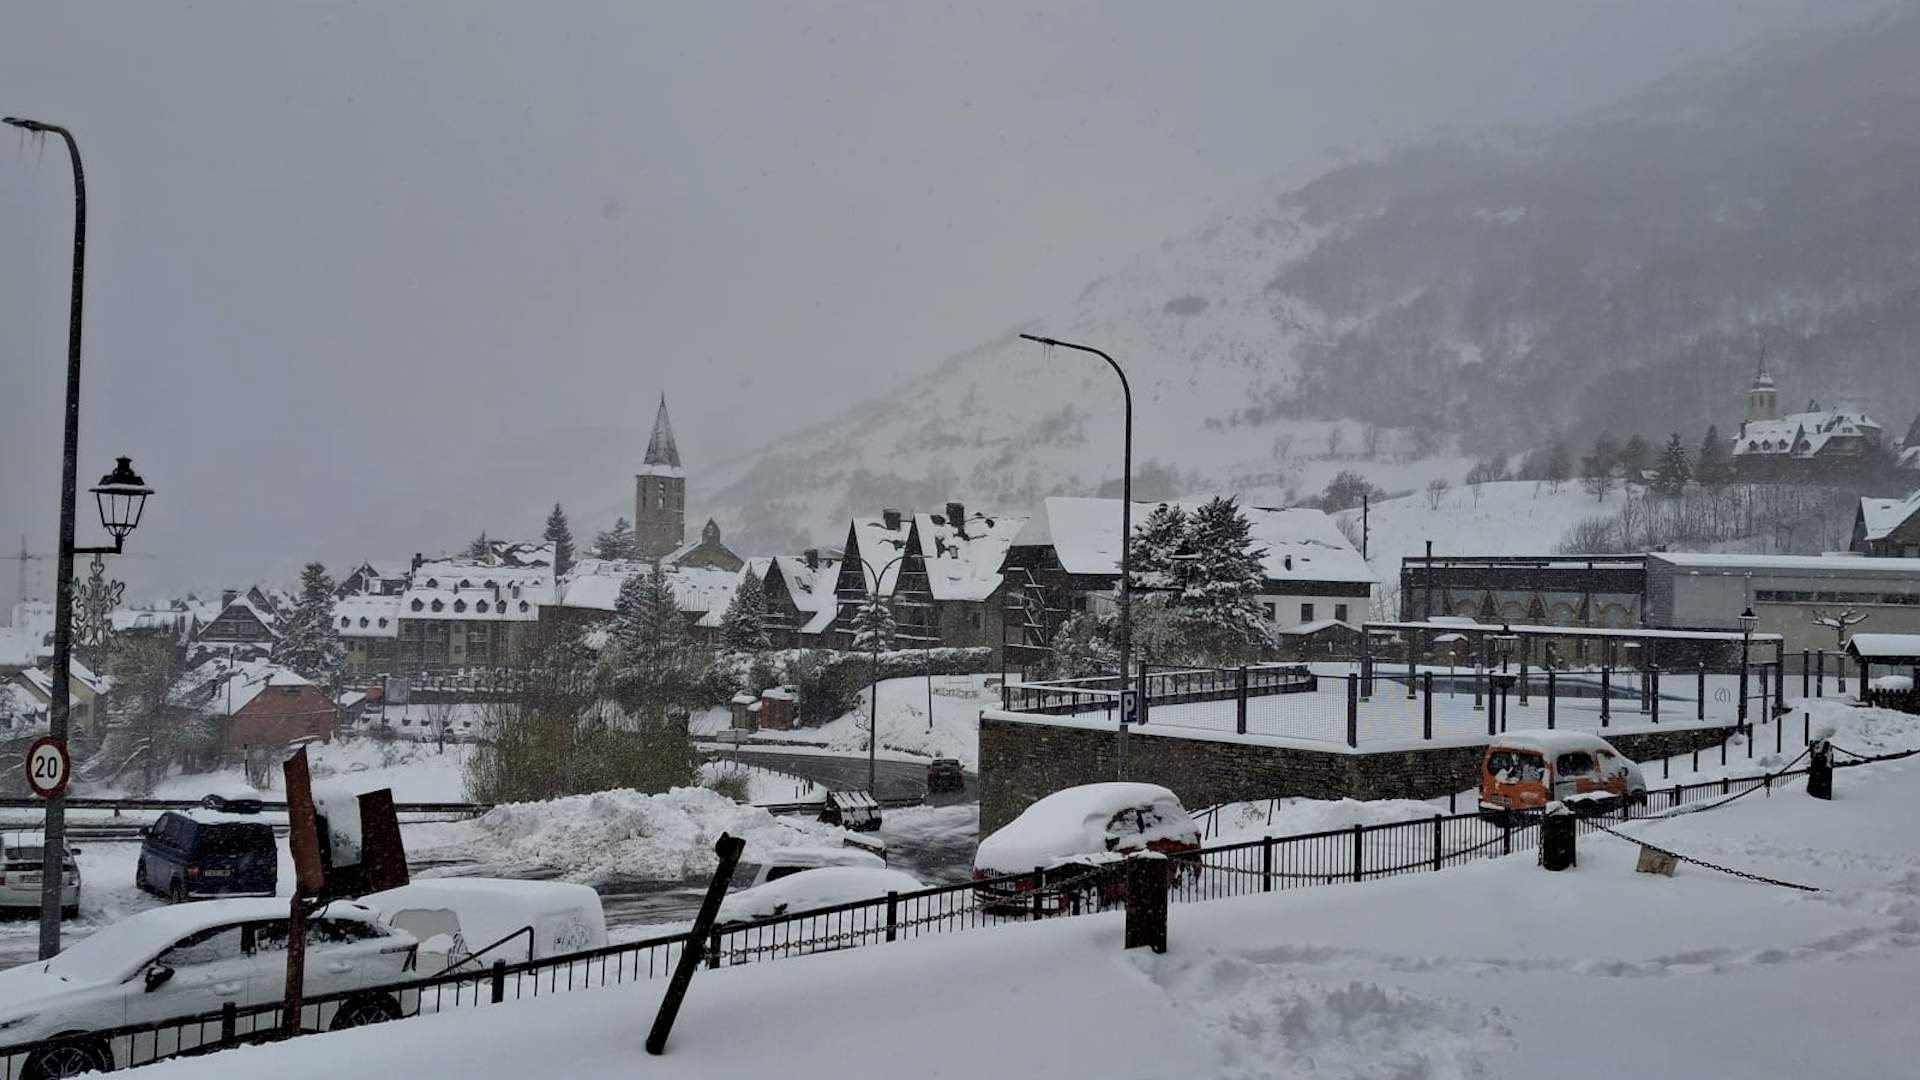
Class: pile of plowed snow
447,786,850,884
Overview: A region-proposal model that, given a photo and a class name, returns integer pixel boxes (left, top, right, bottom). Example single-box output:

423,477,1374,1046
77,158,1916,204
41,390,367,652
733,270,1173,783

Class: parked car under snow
972,782,1201,914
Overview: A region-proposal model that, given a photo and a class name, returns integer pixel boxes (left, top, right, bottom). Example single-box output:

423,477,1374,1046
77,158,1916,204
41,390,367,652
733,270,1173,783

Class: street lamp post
6,113,156,959
1738,606,1757,731
1019,335,1132,777
850,553,907,796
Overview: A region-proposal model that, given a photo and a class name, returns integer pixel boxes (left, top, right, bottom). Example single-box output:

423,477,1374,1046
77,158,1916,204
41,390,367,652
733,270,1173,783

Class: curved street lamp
1738,606,1758,730
848,552,907,796
6,116,156,957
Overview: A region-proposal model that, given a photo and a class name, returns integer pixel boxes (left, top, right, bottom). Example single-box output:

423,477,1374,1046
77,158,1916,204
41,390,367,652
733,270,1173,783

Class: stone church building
634,395,742,572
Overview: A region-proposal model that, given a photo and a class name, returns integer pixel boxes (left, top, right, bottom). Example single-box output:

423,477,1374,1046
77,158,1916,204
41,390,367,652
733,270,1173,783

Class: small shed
1845,633,1920,712
1274,618,1361,660
729,691,759,731
757,686,797,731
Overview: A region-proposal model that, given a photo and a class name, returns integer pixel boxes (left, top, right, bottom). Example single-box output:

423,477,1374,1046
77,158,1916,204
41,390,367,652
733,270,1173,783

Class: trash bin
1540,803,1576,872
1808,741,1833,801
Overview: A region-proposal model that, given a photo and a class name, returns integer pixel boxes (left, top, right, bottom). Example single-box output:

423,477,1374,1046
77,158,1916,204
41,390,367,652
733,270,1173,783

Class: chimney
1284,555,1293,571
412,552,424,572
221,589,238,608
804,548,820,571
882,508,902,532
945,502,967,536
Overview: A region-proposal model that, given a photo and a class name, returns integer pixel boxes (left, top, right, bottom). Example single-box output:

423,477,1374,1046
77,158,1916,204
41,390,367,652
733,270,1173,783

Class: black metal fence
0,747,1848,1075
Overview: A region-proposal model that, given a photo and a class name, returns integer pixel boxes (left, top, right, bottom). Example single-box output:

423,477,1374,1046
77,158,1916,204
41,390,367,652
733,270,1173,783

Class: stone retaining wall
978,713,1732,834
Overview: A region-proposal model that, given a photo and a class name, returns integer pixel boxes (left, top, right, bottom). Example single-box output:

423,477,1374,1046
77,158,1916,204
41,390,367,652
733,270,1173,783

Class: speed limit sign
26,737,71,799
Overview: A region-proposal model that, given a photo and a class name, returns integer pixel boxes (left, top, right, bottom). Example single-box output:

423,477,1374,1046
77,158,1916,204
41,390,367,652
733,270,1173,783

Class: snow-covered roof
9,670,81,709
1012,497,1374,585
846,516,913,594
975,781,1197,873
1276,617,1356,636
1651,551,1920,576
1859,491,1920,542
335,594,404,638
1900,446,1920,470
186,658,316,716
362,878,605,958
1846,633,1920,661
1732,408,1882,458
1490,730,1628,758
553,561,741,617
911,510,1027,602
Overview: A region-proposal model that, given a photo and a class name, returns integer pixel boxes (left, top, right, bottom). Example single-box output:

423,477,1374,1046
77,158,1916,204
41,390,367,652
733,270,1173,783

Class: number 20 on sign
26,737,71,799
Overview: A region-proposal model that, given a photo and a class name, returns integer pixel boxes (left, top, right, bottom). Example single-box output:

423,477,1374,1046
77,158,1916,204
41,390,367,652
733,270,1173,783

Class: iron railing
0,749,1854,1074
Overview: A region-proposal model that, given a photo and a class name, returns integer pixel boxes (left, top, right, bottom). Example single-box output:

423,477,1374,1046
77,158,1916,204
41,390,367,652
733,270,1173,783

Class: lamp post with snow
1738,606,1758,731
850,553,907,796
5,115,156,958
1019,334,1134,775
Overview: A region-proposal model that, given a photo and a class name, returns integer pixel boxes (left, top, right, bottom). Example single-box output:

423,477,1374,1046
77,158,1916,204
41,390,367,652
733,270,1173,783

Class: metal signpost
1118,688,1139,779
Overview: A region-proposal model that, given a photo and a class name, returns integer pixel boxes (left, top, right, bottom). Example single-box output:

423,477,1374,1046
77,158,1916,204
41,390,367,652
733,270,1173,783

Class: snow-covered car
972,782,1201,914
926,758,966,794
719,866,925,925
0,831,80,920
1480,730,1647,821
0,898,417,1077
137,808,278,902
747,845,886,888
361,878,606,975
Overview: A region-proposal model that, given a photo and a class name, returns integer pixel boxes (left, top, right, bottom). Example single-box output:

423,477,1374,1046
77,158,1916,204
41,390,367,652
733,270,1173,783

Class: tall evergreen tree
1617,433,1653,483
1653,432,1692,495
544,503,576,577
850,596,896,653
1129,503,1192,592
465,531,492,560
277,562,346,687
591,517,638,561
1696,425,1731,486
1173,497,1269,648
720,568,772,652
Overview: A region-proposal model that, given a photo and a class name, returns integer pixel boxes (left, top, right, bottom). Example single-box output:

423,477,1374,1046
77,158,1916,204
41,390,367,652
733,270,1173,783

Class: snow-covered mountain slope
700,6,1920,555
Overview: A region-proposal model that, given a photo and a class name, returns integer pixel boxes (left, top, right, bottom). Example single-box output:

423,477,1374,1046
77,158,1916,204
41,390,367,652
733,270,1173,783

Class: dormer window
460,579,472,589
377,617,388,628
359,617,369,628
477,600,490,613
431,599,444,613
411,599,424,612
519,601,530,613
426,578,438,588
453,599,467,613
340,616,350,627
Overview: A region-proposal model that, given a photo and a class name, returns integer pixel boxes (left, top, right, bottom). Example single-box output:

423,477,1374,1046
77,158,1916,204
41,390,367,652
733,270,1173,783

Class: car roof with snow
1488,730,1627,758
719,866,925,923
756,845,886,870
975,782,1197,873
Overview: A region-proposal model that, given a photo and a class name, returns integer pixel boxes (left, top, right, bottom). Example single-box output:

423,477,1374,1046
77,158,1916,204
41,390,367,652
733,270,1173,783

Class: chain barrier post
1261,836,1273,893
1540,804,1576,871
1431,814,1443,872
1423,673,1434,740
1123,855,1169,953
1351,824,1364,884
1808,741,1833,801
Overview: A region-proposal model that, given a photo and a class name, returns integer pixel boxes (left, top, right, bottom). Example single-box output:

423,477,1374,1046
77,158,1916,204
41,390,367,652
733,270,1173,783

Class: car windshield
4,846,42,862
201,824,272,855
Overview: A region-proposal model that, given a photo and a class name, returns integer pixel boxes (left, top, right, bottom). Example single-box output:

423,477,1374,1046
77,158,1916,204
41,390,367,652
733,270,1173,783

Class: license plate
19,875,40,886
204,869,232,877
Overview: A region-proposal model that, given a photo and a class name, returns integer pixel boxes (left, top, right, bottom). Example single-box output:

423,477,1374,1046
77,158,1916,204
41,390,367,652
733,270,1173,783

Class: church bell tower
635,394,686,559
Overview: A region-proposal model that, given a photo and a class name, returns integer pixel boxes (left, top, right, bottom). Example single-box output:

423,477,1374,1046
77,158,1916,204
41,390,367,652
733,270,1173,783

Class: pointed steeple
644,394,682,469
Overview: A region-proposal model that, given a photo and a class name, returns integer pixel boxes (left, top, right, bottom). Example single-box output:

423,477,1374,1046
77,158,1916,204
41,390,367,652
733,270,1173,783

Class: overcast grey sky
0,0,1870,606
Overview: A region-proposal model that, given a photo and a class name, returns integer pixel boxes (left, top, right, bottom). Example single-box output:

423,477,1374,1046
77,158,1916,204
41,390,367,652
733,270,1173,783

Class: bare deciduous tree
1424,477,1452,510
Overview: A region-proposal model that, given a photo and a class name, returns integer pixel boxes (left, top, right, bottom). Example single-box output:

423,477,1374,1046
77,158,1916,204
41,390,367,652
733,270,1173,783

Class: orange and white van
1479,730,1646,821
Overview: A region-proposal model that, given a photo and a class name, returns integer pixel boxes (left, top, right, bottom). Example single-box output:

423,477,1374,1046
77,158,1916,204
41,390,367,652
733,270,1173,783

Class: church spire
644,394,682,469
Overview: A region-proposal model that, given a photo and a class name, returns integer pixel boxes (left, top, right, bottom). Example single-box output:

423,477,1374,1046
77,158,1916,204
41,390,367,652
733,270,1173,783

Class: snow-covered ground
144,700,1920,1079
80,737,475,804
694,673,995,770
697,759,823,805
1339,479,1631,593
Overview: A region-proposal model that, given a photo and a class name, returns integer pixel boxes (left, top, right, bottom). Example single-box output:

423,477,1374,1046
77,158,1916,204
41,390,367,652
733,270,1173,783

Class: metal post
1351,825,1364,884
1260,835,1273,892
1816,649,1825,698
1408,631,1419,700
1650,664,1660,724
1698,661,1707,722
1020,334,1131,725
1801,650,1810,698
1236,666,1247,735
1738,628,1752,731
647,834,747,1055
1600,663,1611,727
1346,676,1358,748
490,959,507,1004
885,891,899,943
1546,668,1556,729
1422,672,1433,740
1431,815,1443,871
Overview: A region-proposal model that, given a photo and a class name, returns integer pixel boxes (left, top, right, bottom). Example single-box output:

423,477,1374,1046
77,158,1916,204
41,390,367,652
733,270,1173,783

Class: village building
190,587,281,661
544,557,742,643
1730,357,1884,479
185,659,338,749
749,550,841,649
1001,497,1374,670
336,593,406,675
830,510,914,649
391,559,551,671
890,504,1027,663
1854,490,1920,559
9,659,110,740
630,395,743,571
1645,551,1920,653
1400,554,1650,628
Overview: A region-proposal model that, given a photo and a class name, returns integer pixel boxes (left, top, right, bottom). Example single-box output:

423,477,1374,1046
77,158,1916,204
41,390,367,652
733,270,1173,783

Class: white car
0,898,418,1077
362,878,607,976
747,845,887,888
718,866,925,925
0,831,79,920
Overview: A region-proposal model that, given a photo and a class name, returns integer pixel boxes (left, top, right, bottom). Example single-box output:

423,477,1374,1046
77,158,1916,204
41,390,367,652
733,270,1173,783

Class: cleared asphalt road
705,747,975,805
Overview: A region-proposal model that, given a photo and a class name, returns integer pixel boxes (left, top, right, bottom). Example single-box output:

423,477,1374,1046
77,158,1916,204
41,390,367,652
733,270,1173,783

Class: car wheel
168,878,187,905
329,995,400,1030
23,1037,110,1079
134,860,147,893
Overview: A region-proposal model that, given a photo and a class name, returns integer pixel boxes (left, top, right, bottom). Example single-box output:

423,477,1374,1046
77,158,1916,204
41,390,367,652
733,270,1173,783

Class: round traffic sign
26,736,71,798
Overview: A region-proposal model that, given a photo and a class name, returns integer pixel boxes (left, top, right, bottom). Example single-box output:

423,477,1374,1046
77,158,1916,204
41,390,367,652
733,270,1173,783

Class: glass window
1262,603,1277,621
1300,603,1315,623
159,925,247,968
1487,750,1545,783
1335,604,1349,623
1556,752,1596,777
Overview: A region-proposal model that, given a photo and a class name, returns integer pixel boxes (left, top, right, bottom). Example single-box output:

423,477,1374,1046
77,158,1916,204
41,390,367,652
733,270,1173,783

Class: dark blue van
137,809,278,902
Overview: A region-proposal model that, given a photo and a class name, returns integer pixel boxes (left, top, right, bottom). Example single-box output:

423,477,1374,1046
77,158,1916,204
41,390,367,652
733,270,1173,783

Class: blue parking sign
1120,688,1140,726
